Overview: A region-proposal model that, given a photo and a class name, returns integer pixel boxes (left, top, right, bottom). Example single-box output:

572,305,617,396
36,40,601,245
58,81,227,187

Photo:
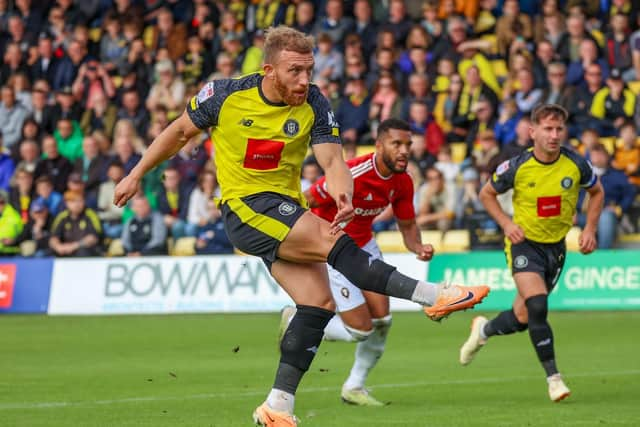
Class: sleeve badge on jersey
196,82,215,104
496,160,510,176
327,111,339,128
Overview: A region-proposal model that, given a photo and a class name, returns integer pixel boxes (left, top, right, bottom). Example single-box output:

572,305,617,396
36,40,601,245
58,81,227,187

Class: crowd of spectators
0,0,639,257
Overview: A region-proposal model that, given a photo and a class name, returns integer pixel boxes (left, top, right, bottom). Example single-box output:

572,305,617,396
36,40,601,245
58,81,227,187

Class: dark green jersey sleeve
490,157,518,193
563,147,597,188
186,80,223,130
186,74,261,130
307,84,341,145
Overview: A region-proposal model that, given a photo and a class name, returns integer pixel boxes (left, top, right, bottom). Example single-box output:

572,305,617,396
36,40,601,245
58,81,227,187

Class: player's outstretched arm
579,180,604,254
479,181,524,244
397,218,434,261
312,143,354,232
114,111,201,207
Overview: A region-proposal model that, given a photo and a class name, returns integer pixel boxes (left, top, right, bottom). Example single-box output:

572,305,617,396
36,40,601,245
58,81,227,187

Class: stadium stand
0,0,638,258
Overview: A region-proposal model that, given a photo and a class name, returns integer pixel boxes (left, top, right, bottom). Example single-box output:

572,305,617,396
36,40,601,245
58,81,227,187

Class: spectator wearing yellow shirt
0,189,23,255
612,121,640,187
590,68,637,136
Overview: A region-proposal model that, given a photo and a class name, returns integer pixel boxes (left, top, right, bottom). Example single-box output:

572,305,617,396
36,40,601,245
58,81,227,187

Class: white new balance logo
536,338,551,347
364,193,373,201
306,346,318,354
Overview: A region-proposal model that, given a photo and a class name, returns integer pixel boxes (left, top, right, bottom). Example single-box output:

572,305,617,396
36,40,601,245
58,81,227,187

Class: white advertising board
48,254,427,315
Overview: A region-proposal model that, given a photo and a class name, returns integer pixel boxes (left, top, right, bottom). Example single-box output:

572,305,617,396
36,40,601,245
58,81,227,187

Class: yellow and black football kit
186,73,341,266
491,147,597,287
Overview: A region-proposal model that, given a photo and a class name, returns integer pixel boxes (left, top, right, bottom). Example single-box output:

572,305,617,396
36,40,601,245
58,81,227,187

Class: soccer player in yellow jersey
114,27,489,426
459,104,605,402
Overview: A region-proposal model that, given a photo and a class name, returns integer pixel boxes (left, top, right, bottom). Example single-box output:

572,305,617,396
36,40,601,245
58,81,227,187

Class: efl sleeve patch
187,81,223,130
496,160,510,176
490,158,516,193
197,82,215,104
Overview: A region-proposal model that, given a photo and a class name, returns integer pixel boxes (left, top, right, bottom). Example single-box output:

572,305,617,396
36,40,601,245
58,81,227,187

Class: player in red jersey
280,118,483,406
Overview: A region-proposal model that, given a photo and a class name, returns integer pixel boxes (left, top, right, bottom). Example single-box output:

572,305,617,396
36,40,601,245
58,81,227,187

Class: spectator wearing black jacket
73,136,110,206
116,89,150,139
30,34,58,84
195,199,233,255
122,195,167,256
34,135,73,194
16,197,53,257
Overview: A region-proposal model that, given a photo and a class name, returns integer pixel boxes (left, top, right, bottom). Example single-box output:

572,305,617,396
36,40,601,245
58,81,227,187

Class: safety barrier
1,251,638,314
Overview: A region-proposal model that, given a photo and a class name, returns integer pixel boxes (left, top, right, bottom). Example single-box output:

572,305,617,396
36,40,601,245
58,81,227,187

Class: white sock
410,280,439,306
343,316,391,390
323,314,356,342
479,323,489,340
266,388,295,414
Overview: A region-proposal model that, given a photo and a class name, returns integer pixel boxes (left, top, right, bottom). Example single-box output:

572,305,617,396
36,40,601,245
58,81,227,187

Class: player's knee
344,324,374,341
316,297,336,313
512,304,528,324
525,295,548,323
280,305,334,372
327,234,396,294
372,315,392,336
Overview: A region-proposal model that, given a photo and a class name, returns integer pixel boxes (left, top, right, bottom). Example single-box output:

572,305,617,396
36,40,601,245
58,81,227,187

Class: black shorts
221,192,307,270
505,238,566,291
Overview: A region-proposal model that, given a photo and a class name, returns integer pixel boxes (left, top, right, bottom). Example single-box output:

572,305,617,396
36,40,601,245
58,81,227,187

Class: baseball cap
68,172,83,184
30,197,47,213
57,86,73,95
609,68,623,80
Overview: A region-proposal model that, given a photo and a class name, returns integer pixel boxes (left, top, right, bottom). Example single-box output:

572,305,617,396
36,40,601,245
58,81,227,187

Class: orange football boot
424,283,490,321
253,402,298,427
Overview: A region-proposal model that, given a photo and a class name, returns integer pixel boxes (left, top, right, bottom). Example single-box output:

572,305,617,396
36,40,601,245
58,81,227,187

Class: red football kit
308,153,415,247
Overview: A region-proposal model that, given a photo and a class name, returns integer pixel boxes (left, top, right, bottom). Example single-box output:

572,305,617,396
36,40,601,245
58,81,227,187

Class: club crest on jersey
278,202,297,216
514,255,528,269
561,177,573,189
196,82,215,104
283,119,299,137
341,287,350,299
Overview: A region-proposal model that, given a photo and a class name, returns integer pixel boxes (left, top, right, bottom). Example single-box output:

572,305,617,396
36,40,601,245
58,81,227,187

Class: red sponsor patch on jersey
243,139,285,170
537,196,562,217
0,264,17,309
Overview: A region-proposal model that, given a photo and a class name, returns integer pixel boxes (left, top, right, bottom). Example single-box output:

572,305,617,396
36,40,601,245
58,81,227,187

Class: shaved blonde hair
263,26,315,64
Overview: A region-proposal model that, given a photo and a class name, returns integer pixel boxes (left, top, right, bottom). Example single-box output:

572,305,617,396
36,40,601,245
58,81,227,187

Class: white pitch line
1,369,639,411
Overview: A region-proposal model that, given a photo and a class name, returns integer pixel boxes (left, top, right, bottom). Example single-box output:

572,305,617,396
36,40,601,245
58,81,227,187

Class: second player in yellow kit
459,104,604,403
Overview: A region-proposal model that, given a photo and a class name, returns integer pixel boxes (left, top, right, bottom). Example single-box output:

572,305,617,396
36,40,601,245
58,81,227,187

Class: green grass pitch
1,311,639,426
